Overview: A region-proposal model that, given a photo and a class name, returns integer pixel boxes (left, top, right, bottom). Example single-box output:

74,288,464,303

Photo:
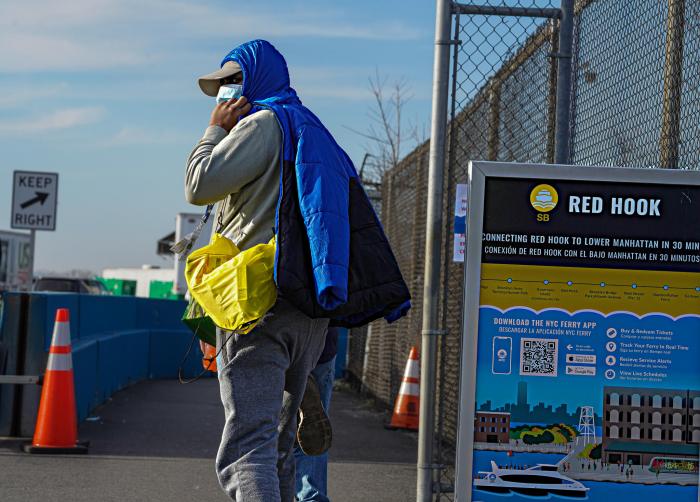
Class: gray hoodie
185,109,282,250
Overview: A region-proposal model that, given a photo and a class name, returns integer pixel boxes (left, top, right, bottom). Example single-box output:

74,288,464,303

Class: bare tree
347,70,422,185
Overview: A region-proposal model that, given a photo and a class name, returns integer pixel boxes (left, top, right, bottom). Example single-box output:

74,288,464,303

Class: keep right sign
11,171,59,231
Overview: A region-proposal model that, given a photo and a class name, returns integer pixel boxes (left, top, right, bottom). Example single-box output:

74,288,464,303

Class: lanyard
170,203,215,261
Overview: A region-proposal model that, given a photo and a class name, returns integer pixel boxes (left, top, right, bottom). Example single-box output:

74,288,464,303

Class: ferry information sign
454,162,700,502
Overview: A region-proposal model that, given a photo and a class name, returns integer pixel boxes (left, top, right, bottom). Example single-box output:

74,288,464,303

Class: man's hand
209,96,252,132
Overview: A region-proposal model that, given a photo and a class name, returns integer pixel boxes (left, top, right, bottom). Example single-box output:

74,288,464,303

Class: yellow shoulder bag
185,233,277,334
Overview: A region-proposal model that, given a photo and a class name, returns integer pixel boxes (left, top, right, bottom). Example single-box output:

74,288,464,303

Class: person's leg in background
277,349,333,500
294,355,337,502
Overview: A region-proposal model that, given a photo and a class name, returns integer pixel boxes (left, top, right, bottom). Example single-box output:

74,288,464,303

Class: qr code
520,338,558,377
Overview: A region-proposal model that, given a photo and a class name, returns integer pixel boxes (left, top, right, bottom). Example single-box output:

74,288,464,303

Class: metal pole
487,84,501,161
659,0,685,169
453,4,561,19
417,0,452,500
361,324,372,393
359,153,374,179
0,375,40,385
27,229,36,291
554,0,574,164
10,293,29,437
546,20,560,164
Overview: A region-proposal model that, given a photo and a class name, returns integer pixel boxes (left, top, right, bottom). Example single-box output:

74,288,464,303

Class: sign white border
11,170,59,231
454,161,700,502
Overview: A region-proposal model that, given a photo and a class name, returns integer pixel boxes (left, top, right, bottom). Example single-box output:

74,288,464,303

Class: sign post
455,162,700,502
11,171,59,290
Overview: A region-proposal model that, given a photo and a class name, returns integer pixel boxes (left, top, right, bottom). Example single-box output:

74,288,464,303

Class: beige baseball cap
198,61,243,97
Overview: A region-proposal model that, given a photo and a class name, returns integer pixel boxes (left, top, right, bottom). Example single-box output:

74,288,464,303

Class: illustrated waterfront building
474,411,511,443
602,386,700,469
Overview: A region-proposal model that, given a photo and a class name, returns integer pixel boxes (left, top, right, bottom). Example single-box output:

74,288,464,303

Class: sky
0,0,436,275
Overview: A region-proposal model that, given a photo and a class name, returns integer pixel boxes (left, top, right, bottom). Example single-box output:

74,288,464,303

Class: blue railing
0,292,204,436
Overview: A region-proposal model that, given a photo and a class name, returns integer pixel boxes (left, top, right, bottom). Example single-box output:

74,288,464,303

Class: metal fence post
659,0,685,169
417,0,453,500
10,293,29,437
546,20,560,164
487,84,501,161
554,0,574,164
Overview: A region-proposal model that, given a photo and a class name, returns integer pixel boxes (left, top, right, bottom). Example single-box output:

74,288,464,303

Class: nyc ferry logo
529,184,558,222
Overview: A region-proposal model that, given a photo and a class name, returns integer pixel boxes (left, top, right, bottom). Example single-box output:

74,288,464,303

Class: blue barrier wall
0,292,204,435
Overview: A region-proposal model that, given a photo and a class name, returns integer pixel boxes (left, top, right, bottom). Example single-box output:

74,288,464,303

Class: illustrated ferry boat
474,461,589,498
532,189,556,210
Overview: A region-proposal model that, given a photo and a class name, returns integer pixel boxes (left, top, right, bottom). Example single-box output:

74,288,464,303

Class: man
186,55,328,501
185,39,410,502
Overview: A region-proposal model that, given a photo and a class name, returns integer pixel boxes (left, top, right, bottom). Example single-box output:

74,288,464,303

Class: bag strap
170,203,215,260
170,196,231,261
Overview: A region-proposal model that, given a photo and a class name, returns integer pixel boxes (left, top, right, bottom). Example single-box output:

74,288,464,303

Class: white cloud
0,64,379,105
187,9,422,41
0,107,105,134
98,126,191,146
0,33,148,72
0,0,422,73
0,0,121,29
0,83,70,108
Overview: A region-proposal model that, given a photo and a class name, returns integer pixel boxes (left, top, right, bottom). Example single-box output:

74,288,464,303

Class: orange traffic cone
202,342,218,372
24,308,88,454
388,346,420,431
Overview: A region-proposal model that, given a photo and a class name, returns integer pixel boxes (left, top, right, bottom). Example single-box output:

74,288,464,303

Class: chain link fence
345,0,700,499
346,144,430,407
439,2,558,496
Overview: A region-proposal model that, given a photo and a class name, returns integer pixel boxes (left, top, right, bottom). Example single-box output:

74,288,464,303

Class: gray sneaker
297,374,332,456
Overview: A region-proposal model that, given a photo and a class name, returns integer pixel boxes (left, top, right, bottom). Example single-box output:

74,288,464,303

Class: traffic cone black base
24,441,89,454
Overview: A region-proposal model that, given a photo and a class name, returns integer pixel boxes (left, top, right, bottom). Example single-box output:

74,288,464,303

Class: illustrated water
471,451,697,501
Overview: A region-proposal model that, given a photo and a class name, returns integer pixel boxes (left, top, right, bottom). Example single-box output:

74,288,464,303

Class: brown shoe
297,374,332,456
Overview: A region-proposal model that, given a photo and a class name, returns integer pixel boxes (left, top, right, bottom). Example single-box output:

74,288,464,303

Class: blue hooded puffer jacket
222,40,410,327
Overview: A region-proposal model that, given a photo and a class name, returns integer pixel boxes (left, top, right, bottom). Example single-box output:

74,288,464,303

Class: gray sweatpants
215,297,328,502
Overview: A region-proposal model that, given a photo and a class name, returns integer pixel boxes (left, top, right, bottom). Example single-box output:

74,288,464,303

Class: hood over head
220,40,301,108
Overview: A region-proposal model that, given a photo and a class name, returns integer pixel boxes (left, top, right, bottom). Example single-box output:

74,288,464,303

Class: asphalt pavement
0,377,417,501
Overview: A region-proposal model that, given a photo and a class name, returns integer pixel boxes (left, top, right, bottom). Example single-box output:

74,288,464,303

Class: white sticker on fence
453,183,468,262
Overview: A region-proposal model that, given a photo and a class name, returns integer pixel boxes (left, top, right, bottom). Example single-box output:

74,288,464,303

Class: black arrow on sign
20,191,50,209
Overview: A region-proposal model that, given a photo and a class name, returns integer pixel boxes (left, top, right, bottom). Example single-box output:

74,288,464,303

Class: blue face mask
216,84,243,104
